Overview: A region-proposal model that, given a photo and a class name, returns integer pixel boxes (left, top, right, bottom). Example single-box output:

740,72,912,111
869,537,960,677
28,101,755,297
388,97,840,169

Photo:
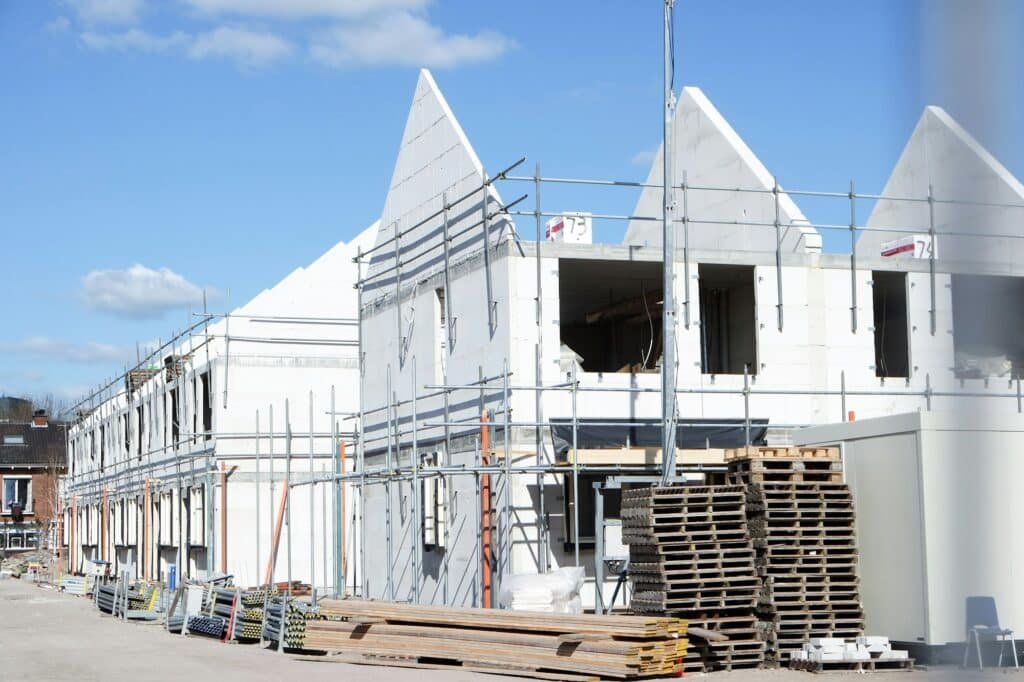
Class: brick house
1,409,66,551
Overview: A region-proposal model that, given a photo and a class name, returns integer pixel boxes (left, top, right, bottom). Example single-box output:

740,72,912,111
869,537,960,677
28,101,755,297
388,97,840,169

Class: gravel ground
0,577,1018,682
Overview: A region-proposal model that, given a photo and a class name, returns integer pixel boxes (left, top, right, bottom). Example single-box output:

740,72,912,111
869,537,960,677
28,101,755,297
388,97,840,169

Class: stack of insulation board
726,447,865,663
293,599,687,680
622,485,764,673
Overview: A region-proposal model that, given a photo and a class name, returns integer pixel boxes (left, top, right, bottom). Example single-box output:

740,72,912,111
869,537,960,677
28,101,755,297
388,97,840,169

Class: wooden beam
264,481,288,585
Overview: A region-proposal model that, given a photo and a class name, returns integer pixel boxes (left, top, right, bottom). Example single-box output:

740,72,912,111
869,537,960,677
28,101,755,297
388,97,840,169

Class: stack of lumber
622,485,764,673
727,447,865,663
294,599,686,680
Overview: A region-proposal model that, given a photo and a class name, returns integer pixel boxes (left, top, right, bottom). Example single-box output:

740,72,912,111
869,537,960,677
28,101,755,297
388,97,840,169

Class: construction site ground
0,577,1015,682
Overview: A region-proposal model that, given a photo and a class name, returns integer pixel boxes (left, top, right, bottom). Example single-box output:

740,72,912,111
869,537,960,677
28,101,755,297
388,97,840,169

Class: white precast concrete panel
624,87,820,253
365,69,514,296
860,106,1024,266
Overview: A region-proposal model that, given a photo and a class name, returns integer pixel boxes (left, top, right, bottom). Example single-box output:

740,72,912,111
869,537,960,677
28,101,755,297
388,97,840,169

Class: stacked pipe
233,587,275,642
95,583,120,615
187,614,227,638
263,596,285,643
167,612,185,634
623,485,765,673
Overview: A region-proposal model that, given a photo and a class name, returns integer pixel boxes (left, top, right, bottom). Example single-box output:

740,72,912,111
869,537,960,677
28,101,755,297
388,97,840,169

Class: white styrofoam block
810,649,845,663
877,650,910,661
844,650,872,662
808,637,846,649
857,635,892,653
791,649,808,661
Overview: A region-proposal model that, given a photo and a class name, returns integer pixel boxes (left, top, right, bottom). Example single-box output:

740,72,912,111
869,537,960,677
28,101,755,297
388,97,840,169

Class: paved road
0,577,1016,681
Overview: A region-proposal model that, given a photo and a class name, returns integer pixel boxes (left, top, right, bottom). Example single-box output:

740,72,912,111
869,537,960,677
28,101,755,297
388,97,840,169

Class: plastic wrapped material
498,567,585,613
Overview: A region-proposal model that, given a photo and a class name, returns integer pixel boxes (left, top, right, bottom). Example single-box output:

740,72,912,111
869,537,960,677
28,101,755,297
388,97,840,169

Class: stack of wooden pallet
293,599,687,680
622,485,765,673
726,447,864,663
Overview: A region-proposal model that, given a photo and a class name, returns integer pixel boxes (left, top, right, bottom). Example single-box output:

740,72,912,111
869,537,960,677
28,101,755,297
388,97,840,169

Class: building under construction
64,63,1024,655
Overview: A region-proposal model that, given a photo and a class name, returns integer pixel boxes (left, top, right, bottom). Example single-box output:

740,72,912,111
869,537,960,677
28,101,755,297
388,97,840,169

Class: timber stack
726,446,865,663
622,485,765,673
292,599,687,680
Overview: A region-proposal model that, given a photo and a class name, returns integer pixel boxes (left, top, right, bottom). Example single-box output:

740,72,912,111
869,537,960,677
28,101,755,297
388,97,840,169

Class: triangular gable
861,106,1024,265
625,87,819,253
364,69,514,295
195,221,379,346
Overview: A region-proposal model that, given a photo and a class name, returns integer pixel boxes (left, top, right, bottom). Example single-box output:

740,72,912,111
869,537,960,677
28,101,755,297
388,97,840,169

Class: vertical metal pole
849,181,858,333
394,220,404,365
682,171,691,329
594,483,605,614
285,398,291,601
355,248,367,597
205,453,213,576
571,362,580,568
268,404,274,585
255,410,261,586
440,193,453,604
773,176,784,332
411,357,421,604
321,463,327,598
332,386,341,597
533,162,548,573
660,0,678,484
308,391,315,602
927,184,937,336
222,315,230,409
743,364,751,454
841,370,848,422
481,176,495,335
442,192,454,352
385,368,394,601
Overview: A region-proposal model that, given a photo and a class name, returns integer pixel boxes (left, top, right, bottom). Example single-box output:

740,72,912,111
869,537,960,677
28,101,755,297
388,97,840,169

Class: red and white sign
881,235,936,259
545,212,592,244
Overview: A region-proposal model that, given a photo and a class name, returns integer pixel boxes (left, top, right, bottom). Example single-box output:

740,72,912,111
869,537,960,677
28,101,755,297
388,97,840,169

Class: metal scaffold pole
660,0,679,484
308,390,315,602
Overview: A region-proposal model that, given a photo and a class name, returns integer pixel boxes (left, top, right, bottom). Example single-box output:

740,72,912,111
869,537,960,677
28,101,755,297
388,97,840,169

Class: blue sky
1,0,1021,405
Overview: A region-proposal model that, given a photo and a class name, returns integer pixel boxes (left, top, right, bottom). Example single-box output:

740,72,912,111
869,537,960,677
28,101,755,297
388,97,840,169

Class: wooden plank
566,447,725,465
294,653,604,681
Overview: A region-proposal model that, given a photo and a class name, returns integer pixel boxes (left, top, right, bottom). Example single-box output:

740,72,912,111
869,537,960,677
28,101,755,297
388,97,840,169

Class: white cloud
81,28,189,52
79,26,290,66
631,149,658,167
46,16,72,33
1,337,129,365
66,0,144,25
187,26,293,67
181,0,427,19
310,11,515,69
80,264,214,318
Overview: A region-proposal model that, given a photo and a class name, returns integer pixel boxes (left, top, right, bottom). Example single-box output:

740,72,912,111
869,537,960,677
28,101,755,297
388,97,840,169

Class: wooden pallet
682,615,766,673
729,462,844,485
725,446,840,462
790,657,914,673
